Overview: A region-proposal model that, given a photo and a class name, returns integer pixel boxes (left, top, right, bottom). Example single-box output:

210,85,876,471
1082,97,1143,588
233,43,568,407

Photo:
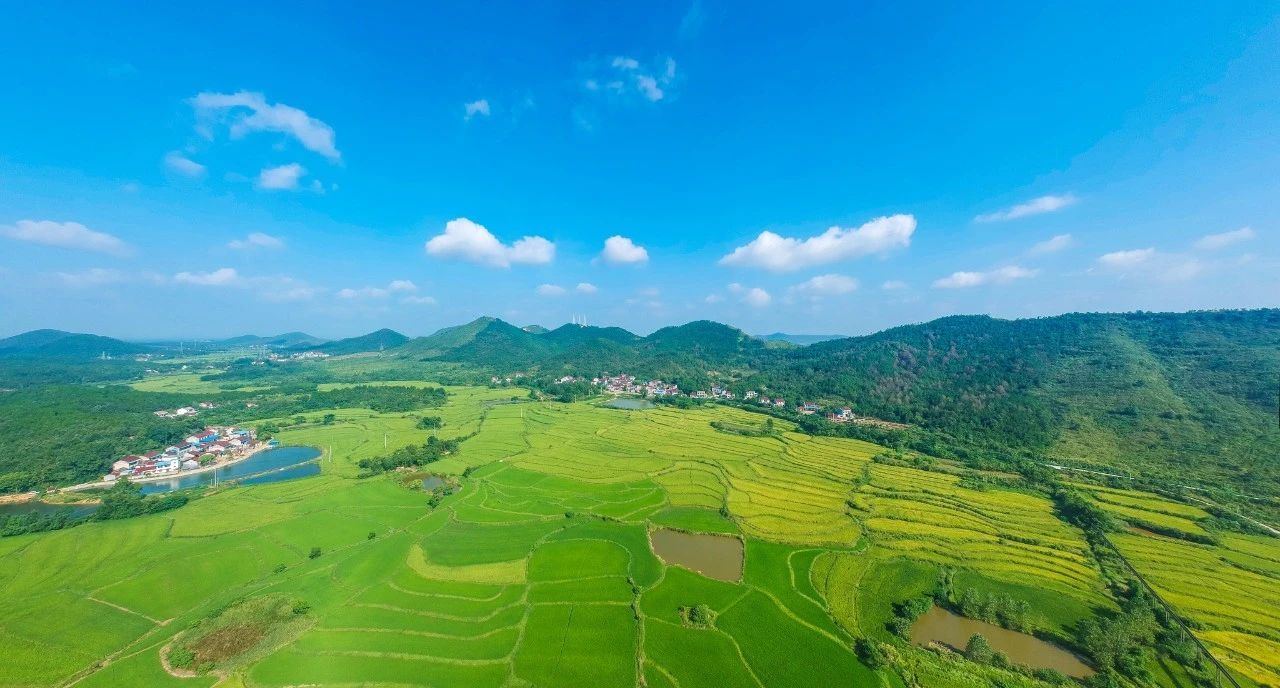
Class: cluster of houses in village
587,374,679,398
104,426,258,482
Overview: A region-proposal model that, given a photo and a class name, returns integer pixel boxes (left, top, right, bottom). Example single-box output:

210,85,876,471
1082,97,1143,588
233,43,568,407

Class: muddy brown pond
648,528,744,582
910,606,1094,678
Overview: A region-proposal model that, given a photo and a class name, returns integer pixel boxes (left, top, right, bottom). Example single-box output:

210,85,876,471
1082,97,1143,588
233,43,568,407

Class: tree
854,638,890,669
309,547,322,559
322,413,336,425
965,634,995,664
764,418,775,433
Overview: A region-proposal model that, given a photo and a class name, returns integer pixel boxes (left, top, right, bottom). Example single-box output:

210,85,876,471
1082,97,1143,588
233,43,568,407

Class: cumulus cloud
881,280,908,290
163,151,205,177
425,218,555,268
974,194,1077,223
536,284,567,297
1097,248,1155,270
174,267,239,286
1194,227,1255,250
1,220,132,256
932,265,1037,289
228,232,284,250
388,280,417,292
585,56,677,103
741,287,771,307
401,295,437,306
704,293,724,304
1029,233,1074,255
599,235,649,264
790,273,858,297
720,214,915,271
575,282,598,294
191,91,340,161
463,99,491,120
256,163,306,191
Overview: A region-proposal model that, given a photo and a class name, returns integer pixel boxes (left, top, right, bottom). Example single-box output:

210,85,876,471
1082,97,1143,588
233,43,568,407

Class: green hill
0,329,153,359
304,328,408,355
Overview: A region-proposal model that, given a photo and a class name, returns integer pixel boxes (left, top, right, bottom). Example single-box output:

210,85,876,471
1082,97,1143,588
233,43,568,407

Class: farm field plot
1112,529,1280,685
0,387,1261,687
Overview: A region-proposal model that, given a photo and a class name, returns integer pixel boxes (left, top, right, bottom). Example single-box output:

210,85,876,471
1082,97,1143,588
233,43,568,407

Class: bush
308,547,321,559
168,645,194,669
854,638,891,669
965,633,995,664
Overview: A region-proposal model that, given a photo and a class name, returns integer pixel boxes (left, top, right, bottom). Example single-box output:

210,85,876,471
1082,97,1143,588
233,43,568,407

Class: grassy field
0,383,1267,687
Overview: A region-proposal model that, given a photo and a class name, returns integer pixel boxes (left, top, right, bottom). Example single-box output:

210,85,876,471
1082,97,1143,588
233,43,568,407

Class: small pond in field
649,528,743,582
604,398,655,410
0,500,99,519
910,606,1094,678
422,476,445,490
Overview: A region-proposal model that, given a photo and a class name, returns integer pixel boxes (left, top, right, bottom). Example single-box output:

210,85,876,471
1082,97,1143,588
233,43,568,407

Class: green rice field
0,382,1272,687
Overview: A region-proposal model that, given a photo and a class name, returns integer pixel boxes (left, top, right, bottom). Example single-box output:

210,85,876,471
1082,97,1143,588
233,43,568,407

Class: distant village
104,426,259,482
532,373,908,428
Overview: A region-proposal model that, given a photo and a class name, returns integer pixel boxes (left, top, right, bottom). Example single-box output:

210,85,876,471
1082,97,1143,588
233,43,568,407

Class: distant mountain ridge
756,332,847,346
0,329,153,358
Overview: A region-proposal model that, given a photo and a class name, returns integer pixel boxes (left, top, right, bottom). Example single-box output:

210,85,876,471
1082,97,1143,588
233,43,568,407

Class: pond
649,528,744,582
910,606,1094,678
139,446,322,495
422,476,445,490
0,500,99,519
604,398,655,410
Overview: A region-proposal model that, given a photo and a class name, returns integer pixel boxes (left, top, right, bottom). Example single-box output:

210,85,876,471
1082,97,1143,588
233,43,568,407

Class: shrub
308,547,321,559
168,645,194,669
965,633,994,664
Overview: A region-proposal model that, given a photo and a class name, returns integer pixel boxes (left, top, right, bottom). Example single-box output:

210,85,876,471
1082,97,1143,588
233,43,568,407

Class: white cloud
425,217,555,268
575,282,598,294
932,265,1037,289
720,214,915,271
599,235,649,264
256,163,305,191
55,268,128,287
401,295,437,306
174,267,239,286
191,91,340,161
974,194,1077,223
1097,248,1155,270
881,280,908,290
1,220,131,256
536,284,567,297
704,294,724,304
464,99,491,120
163,151,205,177
336,280,415,299
338,286,388,299
791,273,858,297
588,56,677,103
228,232,284,250
261,281,318,302
1029,233,1074,255
1194,227,1255,250
741,287,771,307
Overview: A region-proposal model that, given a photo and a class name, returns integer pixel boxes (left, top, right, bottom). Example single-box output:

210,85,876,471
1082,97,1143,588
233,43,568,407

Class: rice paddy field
1066,483,1280,686
0,382,1274,687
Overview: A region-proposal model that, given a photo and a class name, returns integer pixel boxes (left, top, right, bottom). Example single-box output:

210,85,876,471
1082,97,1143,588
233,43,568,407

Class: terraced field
0,385,1270,687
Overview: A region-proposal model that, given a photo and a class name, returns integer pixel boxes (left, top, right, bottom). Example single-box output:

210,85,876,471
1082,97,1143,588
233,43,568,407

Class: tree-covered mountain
393,310,1279,494
298,328,407,355
0,330,153,359
755,332,847,346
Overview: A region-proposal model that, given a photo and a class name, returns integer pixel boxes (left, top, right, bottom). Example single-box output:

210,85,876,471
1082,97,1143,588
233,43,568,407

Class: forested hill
755,310,1280,493
395,310,1279,492
0,329,153,359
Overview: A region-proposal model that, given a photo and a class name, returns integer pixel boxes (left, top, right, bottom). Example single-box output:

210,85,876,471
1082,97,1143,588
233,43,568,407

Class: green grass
0,383,1230,687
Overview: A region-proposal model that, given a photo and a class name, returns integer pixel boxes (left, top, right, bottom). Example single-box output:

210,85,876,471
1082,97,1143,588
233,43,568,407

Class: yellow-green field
0,384,1271,687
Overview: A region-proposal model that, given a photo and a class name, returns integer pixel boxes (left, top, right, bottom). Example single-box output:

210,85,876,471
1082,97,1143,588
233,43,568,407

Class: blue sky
1,2,1277,339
